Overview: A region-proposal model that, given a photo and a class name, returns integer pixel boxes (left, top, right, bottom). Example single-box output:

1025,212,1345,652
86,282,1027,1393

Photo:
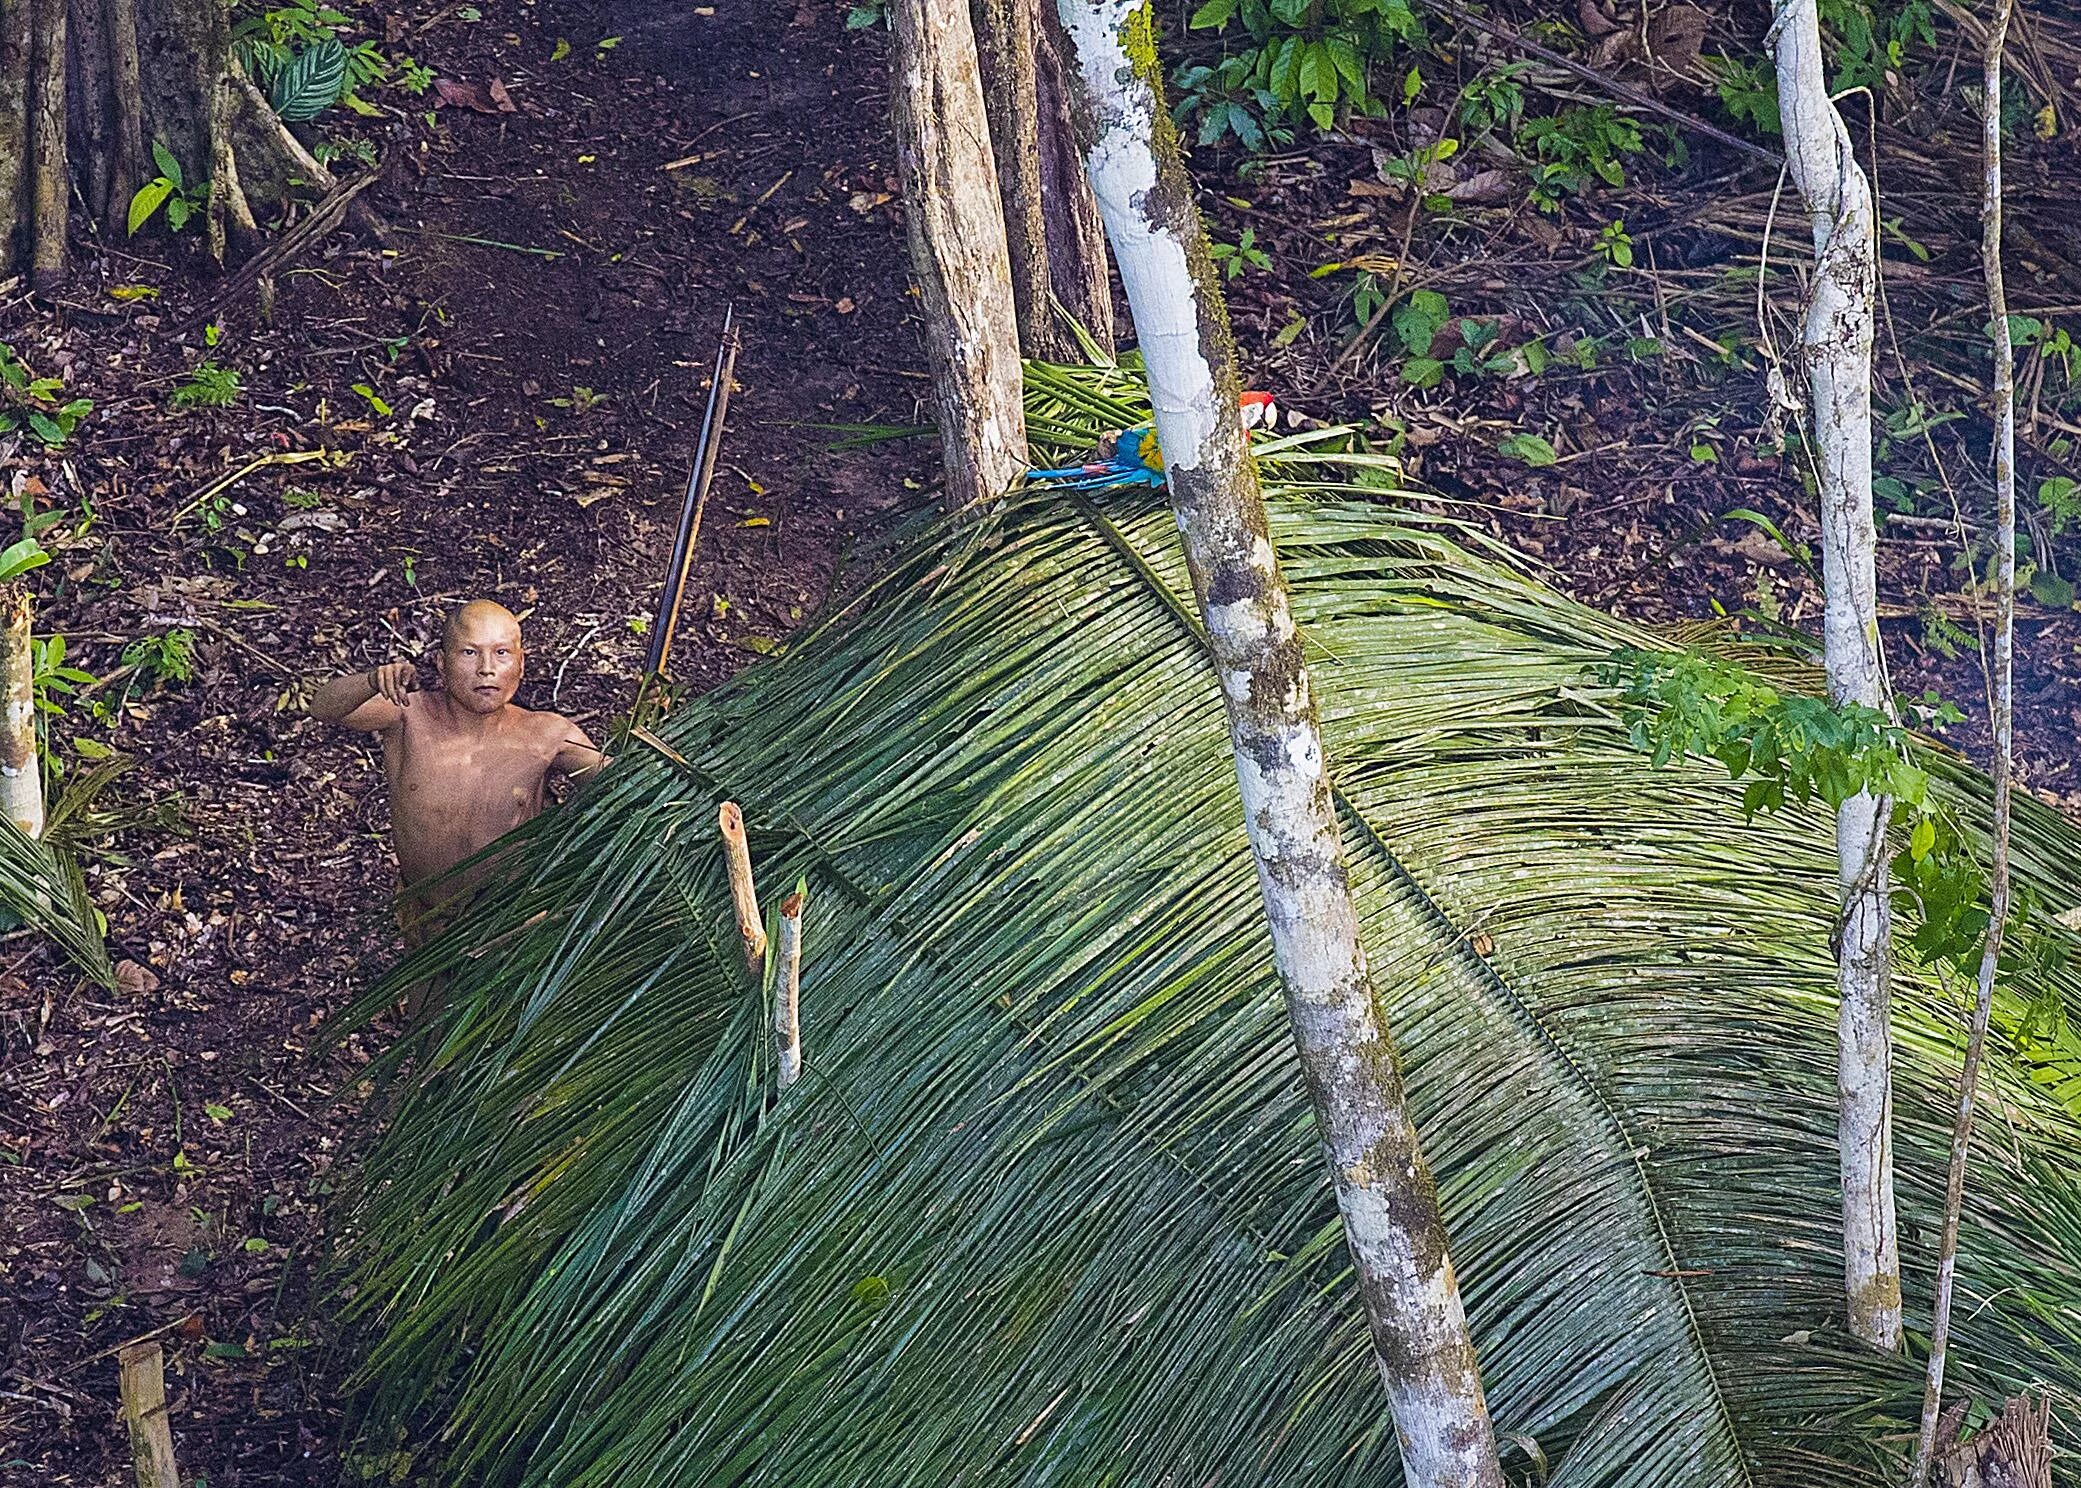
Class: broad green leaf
150,138,181,188
0,538,50,581
1498,432,1558,467
1189,0,1238,29
270,36,348,122
127,178,173,235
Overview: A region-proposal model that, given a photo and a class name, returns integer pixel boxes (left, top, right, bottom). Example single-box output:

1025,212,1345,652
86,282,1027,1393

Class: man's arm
308,662,416,730
547,716,609,780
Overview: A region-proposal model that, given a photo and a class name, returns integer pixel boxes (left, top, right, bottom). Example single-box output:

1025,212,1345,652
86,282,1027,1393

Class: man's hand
368,661,419,707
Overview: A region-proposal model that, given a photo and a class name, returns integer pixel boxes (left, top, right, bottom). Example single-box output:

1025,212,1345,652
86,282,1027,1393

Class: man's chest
385,725,553,810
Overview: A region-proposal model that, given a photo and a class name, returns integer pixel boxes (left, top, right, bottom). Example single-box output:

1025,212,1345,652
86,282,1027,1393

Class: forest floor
5,0,2081,1484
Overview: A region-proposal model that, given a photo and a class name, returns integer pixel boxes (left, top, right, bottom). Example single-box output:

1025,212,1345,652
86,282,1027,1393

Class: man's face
438,614,524,714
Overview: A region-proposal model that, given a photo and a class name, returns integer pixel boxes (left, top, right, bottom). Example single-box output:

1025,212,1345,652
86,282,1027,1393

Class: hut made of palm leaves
336,365,2081,1486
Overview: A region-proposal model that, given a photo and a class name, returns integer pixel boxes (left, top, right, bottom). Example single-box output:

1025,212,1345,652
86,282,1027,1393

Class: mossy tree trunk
1048,0,1504,1481
0,0,346,285
1,584,41,839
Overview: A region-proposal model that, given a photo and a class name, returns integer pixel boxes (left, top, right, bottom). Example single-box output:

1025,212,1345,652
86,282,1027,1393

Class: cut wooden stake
775,890,803,1090
718,801,766,977
1,583,42,839
117,1340,181,1488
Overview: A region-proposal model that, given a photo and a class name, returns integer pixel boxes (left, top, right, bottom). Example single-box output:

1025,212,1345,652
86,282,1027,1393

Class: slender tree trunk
67,0,111,227
28,0,68,285
1909,4,2018,1479
1033,6,1114,352
103,0,143,215
1,585,43,840
1768,0,1902,1353
889,0,1028,513
1049,3,1503,1480
0,1,32,269
970,0,1060,359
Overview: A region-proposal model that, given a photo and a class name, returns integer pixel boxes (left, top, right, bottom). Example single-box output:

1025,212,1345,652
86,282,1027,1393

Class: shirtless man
308,600,606,942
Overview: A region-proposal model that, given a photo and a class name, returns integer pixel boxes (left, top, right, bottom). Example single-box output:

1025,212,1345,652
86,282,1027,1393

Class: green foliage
1818,0,1935,93
121,629,198,689
1593,218,1633,269
271,35,349,121
1604,648,2039,977
31,634,96,717
1709,55,1781,133
335,367,2081,1487
1208,226,1272,279
0,537,49,583
1173,0,1420,147
1604,649,1928,817
169,363,243,411
127,140,207,235
1497,431,1557,466
234,0,388,121
2039,475,2081,535
1519,106,1645,210
1456,62,1527,138
0,343,92,448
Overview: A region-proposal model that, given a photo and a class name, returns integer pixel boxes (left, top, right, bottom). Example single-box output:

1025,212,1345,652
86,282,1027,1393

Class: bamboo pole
718,801,766,977
1,584,42,839
1910,0,2019,1478
117,1341,181,1488
775,889,803,1089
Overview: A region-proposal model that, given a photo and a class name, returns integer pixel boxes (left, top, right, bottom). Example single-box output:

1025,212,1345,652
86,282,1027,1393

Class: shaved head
444,600,521,652
437,600,526,714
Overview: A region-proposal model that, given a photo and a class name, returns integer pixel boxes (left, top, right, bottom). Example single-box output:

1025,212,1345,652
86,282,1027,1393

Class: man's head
437,600,524,714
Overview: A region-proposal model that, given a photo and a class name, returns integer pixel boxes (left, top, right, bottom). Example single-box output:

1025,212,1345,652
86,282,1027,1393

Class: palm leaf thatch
335,364,2081,1486
0,770,115,988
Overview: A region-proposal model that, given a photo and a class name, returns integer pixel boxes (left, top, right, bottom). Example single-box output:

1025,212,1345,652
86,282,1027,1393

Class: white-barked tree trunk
2,583,43,838
1048,3,1503,1480
1768,0,1901,1352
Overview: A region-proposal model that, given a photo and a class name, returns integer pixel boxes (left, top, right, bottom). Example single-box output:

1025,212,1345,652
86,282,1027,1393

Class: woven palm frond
332,364,2081,1487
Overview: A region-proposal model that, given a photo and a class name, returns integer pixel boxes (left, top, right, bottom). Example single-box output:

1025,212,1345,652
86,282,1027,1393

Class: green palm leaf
268,36,347,122
333,367,2081,1486
0,816,113,987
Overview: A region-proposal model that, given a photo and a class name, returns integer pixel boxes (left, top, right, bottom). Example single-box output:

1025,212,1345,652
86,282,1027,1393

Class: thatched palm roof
336,372,2081,1486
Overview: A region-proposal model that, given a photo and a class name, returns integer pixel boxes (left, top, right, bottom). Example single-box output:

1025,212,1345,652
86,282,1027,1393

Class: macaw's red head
1239,390,1278,432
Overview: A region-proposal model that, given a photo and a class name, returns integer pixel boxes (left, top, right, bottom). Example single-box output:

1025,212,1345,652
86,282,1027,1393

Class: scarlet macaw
1025,391,1279,491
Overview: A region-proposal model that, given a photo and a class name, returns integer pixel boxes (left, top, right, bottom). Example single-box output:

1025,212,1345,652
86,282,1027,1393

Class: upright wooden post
775,890,804,1089
118,1341,181,1488
718,801,766,977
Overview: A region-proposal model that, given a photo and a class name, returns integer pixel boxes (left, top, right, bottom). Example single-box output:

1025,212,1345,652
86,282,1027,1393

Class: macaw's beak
1239,394,1278,432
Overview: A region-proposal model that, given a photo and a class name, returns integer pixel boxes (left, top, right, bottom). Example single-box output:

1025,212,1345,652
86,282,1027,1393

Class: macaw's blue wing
1026,422,1169,491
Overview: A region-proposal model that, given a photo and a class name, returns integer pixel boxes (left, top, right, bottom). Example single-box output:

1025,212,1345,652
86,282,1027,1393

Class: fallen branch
182,171,379,334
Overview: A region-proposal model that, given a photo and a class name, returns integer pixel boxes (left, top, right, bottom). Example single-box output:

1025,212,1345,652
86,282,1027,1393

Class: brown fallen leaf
433,77,518,114
1647,4,1709,79
1444,170,1517,204
115,959,161,997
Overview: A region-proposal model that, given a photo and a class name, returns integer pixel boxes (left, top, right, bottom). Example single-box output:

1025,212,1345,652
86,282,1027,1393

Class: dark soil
1,0,930,1482
6,1,2081,1485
